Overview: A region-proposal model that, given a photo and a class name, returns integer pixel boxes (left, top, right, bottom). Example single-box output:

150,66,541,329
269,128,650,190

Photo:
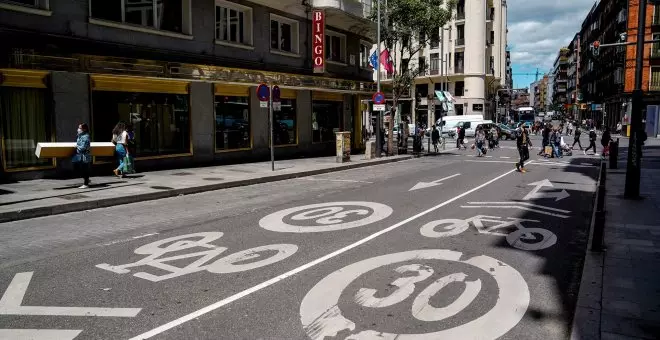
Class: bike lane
0,157,524,339
147,159,600,340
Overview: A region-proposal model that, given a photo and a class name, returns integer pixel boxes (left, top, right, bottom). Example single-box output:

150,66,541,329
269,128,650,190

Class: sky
509,0,597,90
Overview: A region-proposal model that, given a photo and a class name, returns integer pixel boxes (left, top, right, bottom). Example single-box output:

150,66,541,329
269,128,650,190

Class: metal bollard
609,138,619,169
591,162,607,252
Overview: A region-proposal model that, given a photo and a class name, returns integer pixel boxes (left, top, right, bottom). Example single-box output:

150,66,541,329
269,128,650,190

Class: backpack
589,131,597,141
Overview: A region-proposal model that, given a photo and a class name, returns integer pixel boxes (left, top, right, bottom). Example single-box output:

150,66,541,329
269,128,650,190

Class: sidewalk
0,154,413,223
572,144,660,340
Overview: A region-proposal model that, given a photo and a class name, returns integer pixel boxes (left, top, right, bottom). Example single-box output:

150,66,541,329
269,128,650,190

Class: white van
437,115,483,137
442,117,489,137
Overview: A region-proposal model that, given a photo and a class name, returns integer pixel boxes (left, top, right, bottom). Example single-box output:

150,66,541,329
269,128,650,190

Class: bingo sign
312,10,325,73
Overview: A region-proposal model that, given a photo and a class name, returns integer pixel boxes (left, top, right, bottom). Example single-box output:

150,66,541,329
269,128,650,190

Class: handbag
122,155,135,174
72,153,89,163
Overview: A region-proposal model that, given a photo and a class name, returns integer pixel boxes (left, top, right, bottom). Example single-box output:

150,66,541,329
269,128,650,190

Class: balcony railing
652,45,660,58
457,11,465,20
380,71,394,80
454,65,464,74
455,38,465,47
429,68,439,75
651,84,660,91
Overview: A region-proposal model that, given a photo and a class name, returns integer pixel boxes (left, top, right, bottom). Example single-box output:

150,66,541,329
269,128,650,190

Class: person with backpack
515,123,532,172
475,126,487,157
572,125,583,150
431,125,440,153
585,128,598,155
456,123,467,150
601,127,612,157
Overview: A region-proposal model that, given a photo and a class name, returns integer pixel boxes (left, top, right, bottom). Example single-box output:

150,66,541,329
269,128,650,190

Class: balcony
652,45,660,58
454,65,464,74
306,0,377,38
429,68,439,75
379,71,394,80
455,38,465,47
456,10,465,20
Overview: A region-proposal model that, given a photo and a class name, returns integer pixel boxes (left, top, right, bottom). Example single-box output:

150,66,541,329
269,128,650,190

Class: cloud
508,0,596,85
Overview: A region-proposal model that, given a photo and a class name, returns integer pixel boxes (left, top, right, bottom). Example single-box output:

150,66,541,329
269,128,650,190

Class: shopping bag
122,155,135,174
544,146,553,156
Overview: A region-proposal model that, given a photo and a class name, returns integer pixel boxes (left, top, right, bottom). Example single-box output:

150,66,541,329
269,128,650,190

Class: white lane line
436,173,462,182
98,233,160,247
128,163,527,340
534,161,596,168
467,201,571,213
299,178,374,184
485,155,493,158
500,156,511,159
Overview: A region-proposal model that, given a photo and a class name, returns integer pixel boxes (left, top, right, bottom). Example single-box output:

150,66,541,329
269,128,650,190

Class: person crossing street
515,123,532,173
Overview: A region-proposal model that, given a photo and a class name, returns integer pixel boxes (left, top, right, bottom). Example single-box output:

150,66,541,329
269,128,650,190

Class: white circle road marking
259,202,393,233
300,249,529,340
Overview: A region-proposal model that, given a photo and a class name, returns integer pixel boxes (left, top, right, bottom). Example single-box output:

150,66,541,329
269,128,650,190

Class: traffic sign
256,84,270,101
373,104,386,111
372,91,385,104
272,85,281,102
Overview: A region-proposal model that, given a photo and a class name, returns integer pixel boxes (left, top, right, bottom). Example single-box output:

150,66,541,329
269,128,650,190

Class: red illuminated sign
312,10,325,74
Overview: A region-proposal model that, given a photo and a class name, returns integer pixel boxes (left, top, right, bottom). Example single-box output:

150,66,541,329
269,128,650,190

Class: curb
568,163,605,340
0,156,413,223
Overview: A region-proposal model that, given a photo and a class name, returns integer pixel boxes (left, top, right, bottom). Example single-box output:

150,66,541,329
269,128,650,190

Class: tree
370,0,455,155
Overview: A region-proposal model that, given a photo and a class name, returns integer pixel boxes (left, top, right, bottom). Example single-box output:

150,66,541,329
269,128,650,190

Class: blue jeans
553,142,562,158
476,141,484,156
115,144,126,172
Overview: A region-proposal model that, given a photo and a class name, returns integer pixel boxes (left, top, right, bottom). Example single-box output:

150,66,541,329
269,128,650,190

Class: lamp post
375,0,382,158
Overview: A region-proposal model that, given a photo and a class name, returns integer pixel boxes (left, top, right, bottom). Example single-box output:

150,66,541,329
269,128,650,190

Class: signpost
373,91,386,112
257,84,275,171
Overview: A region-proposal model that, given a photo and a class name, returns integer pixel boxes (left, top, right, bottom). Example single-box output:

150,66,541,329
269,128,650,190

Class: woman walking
72,123,91,188
112,121,129,177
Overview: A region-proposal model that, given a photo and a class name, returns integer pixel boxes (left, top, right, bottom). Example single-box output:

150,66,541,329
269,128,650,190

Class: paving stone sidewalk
0,154,414,223
572,144,660,340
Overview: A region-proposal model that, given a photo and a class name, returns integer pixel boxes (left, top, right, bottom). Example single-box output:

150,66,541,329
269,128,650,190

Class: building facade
0,0,377,180
379,0,508,127
566,33,579,116
552,48,569,106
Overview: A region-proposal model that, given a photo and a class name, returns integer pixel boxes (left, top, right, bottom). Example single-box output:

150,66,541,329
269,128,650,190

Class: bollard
609,138,619,169
591,162,607,252
600,161,607,188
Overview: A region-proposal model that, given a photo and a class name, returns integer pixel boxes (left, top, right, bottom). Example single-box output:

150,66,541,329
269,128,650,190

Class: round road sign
257,84,270,101
373,91,385,105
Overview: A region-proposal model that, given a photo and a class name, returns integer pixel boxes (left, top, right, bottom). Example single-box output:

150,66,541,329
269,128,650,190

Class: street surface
0,136,601,340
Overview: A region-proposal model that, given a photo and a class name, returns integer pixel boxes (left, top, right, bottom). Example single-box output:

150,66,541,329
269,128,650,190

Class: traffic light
591,41,600,57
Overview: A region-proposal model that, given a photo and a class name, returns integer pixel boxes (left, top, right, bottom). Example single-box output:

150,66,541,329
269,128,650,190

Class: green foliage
370,0,455,101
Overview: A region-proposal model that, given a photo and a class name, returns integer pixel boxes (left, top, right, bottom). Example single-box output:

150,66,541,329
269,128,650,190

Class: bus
516,107,535,127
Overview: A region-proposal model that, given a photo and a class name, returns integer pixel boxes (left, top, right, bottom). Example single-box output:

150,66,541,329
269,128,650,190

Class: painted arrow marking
0,272,141,317
523,179,570,202
409,173,461,191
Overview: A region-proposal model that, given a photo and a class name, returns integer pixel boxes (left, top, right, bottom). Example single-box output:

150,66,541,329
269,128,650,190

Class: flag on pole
379,49,394,74
369,50,379,70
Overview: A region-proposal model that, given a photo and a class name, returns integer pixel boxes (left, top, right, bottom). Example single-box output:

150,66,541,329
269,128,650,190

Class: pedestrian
112,121,129,178
585,127,598,155
616,122,622,134
601,127,612,158
475,126,486,157
456,123,467,149
515,123,532,172
572,125,583,150
539,123,550,156
490,125,499,149
72,123,91,189
431,125,440,153
551,128,563,158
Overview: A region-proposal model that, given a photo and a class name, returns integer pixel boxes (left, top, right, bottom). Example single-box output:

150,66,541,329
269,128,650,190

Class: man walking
572,125,583,150
431,125,440,153
456,123,466,149
516,123,532,172
585,128,597,155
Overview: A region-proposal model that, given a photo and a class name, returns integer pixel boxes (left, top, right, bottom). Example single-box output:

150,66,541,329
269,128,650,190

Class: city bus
516,107,536,127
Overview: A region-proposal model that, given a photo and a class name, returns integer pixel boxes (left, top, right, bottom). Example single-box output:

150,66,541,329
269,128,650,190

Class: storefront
312,91,343,144
89,75,192,163
0,69,54,172
214,84,251,152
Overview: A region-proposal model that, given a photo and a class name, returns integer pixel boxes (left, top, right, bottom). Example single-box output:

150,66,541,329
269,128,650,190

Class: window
457,25,465,39
473,104,483,112
215,1,253,46
455,52,464,73
654,5,660,25
415,84,428,98
275,99,296,145
430,53,439,74
430,29,440,49
653,33,660,58
312,101,342,143
325,31,346,63
418,57,426,75
215,95,250,150
359,42,371,68
447,53,451,68
490,31,495,45
401,58,409,74
90,0,187,34
1,0,46,8
455,81,465,96
1,87,53,170
92,91,190,157
650,67,660,91
270,14,299,54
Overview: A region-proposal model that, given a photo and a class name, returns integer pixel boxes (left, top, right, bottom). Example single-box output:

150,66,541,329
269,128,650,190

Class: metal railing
454,65,464,74
455,38,465,47
457,11,465,20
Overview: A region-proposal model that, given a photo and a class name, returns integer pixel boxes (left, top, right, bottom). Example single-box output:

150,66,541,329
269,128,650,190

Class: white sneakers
78,185,89,189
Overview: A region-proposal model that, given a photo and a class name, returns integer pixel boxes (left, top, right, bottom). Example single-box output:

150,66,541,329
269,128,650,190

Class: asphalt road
0,136,601,340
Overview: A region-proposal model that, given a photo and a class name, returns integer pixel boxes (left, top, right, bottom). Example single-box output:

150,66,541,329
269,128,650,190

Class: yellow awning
90,75,189,94
0,69,49,88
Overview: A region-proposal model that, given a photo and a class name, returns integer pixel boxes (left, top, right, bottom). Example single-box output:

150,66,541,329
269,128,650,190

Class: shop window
275,99,296,145
1,87,53,170
312,100,342,143
359,42,371,68
215,0,253,46
325,31,346,63
92,91,190,158
215,95,251,150
270,14,299,54
90,0,188,34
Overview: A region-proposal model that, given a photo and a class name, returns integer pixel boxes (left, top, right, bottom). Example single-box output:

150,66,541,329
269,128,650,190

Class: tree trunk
387,98,397,156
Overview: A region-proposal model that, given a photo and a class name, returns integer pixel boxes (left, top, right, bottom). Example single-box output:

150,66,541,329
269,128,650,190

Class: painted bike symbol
300,249,529,340
96,232,298,282
259,201,393,233
420,215,558,251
